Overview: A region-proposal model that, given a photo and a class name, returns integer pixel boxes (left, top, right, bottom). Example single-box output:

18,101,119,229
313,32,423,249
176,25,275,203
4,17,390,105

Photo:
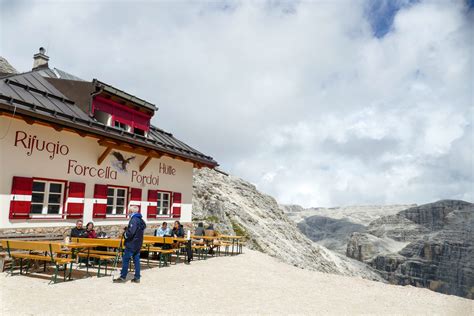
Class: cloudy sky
1,0,473,207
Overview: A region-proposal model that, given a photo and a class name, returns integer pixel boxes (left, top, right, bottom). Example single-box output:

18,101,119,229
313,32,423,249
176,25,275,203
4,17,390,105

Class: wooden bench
1,240,74,283
0,233,64,241
214,241,233,256
0,234,64,272
70,238,123,277
191,244,209,260
71,238,123,256
143,236,181,267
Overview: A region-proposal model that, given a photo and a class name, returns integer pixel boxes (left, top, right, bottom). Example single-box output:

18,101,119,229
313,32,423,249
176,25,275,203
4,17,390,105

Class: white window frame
157,191,171,217
30,180,64,217
106,186,128,217
114,120,129,131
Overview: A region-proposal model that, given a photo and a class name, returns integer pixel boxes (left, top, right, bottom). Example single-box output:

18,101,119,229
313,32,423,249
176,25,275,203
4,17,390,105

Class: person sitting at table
70,220,88,238
85,222,97,238
204,223,218,237
194,222,205,236
155,222,170,237
171,220,184,237
204,224,219,255
151,221,170,259
171,220,193,264
206,223,215,230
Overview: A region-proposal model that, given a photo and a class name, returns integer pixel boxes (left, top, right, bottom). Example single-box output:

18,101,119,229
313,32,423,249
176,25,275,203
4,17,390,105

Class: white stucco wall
0,116,194,229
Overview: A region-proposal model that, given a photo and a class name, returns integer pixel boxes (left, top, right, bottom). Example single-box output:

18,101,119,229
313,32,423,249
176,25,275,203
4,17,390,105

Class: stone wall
0,222,195,240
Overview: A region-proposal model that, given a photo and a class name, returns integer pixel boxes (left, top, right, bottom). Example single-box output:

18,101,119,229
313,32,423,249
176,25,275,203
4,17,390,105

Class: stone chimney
32,47,49,70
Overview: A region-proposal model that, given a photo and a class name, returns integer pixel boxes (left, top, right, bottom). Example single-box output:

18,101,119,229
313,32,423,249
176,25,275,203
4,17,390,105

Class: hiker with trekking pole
113,205,146,283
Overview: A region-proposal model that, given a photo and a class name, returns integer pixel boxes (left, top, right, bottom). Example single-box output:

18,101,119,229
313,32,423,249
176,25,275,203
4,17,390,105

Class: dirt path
0,249,471,315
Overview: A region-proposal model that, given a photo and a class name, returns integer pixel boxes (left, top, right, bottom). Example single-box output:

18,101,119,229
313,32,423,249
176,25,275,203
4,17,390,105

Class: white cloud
0,0,472,207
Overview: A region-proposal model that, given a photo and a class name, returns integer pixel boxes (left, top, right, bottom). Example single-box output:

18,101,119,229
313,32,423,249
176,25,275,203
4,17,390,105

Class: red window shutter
66,182,86,219
172,192,182,218
130,188,142,213
92,184,108,218
9,176,33,219
147,190,157,218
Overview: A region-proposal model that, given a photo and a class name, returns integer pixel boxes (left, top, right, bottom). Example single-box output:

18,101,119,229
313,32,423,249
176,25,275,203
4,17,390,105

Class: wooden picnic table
218,235,244,239
144,235,187,243
51,242,104,278
142,236,190,267
1,239,75,283
36,241,102,258
191,235,220,240
59,242,103,248
216,235,244,255
171,237,188,243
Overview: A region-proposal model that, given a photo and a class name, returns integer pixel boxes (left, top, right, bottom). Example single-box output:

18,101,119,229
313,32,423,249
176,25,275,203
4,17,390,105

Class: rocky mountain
347,200,473,298
297,216,366,253
192,168,382,280
0,57,18,75
282,204,412,254
193,169,473,298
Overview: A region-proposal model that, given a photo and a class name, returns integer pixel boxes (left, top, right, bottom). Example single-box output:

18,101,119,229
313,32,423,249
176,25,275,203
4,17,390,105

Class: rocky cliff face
0,57,18,75
192,168,382,280
282,204,412,254
297,216,366,253
283,204,414,226
346,232,408,261
347,200,473,298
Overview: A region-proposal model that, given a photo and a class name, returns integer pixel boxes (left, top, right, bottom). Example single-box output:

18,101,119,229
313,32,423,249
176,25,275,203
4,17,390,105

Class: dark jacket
171,225,184,237
124,213,146,252
70,227,87,238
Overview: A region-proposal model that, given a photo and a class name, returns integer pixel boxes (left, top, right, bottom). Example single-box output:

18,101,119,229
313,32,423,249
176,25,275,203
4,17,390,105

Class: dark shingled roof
37,67,85,81
93,79,157,112
0,70,218,167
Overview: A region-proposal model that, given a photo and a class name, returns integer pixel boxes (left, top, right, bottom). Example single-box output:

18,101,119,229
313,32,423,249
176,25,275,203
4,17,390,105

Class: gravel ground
0,249,472,315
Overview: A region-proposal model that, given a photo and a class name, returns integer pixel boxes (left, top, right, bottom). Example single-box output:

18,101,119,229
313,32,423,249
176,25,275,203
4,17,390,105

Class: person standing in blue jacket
114,205,146,283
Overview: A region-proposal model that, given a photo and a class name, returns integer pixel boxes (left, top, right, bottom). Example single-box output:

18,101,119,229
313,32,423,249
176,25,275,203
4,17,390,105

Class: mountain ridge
192,168,382,280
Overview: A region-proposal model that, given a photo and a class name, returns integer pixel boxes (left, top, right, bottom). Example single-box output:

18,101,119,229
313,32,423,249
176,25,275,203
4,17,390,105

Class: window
157,191,170,216
106,187,127,215
133,127,145,136
30,180,64,215
114,121,129,131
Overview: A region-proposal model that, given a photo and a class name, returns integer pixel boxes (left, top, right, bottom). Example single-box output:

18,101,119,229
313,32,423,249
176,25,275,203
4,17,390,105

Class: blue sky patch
365,0,418,38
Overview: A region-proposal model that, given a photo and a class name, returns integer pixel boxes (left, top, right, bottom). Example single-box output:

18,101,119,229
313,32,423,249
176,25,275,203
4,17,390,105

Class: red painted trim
66,182,86,219
9,176,33,219
93,184,108,218
93,96,151,132
147,189,158,218
172,192,182,218
95,96,151,119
